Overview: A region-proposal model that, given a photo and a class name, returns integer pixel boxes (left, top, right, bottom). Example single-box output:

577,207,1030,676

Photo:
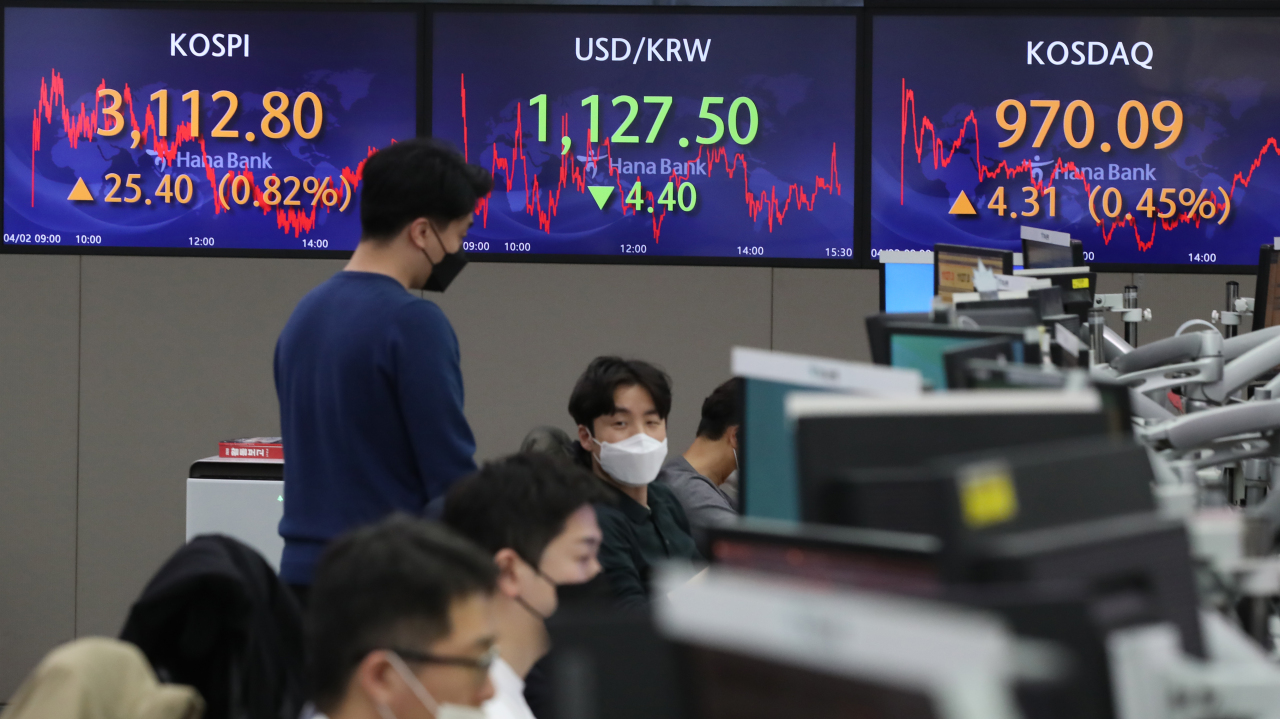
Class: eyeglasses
387,645,499,674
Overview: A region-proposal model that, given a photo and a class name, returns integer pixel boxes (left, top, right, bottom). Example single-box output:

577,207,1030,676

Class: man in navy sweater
275,138,493,595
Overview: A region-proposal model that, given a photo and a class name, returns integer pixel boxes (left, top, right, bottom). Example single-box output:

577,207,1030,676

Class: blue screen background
883,262,935,312
431,11,856,261
4,7,417,252
871,16,1280,267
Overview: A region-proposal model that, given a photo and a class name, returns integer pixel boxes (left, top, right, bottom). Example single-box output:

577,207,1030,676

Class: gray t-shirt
655,455,737,528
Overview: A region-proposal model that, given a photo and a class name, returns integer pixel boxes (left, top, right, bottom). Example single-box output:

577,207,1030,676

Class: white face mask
593,432,668,486
378,652,488,719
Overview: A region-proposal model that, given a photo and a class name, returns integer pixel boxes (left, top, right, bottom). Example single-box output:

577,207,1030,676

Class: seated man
657,378,742,528
442,453,609,719
568,357,701,609
307,515,498,719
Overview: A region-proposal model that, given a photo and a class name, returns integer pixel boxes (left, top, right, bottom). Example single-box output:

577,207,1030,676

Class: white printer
187,455,285,571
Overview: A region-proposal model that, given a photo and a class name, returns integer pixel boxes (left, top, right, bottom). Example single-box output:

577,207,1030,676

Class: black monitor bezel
1253,244,1280,331
883,321,1030,373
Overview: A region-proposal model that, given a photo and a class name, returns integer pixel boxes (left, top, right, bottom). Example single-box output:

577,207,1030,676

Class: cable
1177,319,1221,336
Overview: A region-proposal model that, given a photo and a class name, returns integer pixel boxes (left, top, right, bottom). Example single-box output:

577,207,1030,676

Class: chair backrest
121,534,304,719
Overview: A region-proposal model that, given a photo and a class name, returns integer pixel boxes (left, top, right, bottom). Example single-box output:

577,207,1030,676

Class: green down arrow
588,185,614,210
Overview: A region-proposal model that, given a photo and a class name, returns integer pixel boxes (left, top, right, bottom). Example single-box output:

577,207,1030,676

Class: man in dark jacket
567,357,702,609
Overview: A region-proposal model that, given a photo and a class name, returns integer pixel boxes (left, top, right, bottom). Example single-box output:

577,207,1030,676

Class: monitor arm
1103,326,1135,363
1224,324,1280,361
1187,333,1280,404
1138,400,1280,452
1097,331,1223,399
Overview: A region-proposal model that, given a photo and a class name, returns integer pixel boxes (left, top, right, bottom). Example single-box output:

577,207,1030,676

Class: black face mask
419,222,469,293
423,246,468,293
554,573,614,611
512,556,614,620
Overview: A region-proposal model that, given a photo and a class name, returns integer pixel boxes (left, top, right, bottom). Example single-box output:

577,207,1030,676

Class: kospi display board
431,10,857,264
870,15,1280,270
3,6,418,254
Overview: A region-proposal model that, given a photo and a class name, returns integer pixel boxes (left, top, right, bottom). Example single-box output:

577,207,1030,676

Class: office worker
307,516,498,719
568,357,702,609
275,138,492,596
656,377,742,529
443,453,608,719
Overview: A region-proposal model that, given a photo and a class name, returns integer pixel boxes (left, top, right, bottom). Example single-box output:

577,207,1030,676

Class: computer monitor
656,567,1023,719
951,301,1043,330
704,521,1114,719
788,390,1116,526
1252,244,1280,331
733,347,921,521
884,324,1033,390
867,312,932,365
958,286,1065,322
1013,267,1097,323
938,437,1156,540
969,513,1205,659
954,360,1068,390
1022,237,1085,270
942,338,1023,390
546,609,682,719
811,436,1152,541
934,243,1015,303
706,518,946,595
881,262,936,313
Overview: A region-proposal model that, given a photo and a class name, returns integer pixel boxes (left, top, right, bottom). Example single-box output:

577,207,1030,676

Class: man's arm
390,302,477,503
679,481,738,529
595,506,650,610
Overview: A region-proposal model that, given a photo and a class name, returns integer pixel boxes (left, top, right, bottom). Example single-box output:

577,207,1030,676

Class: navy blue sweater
274,271,476,584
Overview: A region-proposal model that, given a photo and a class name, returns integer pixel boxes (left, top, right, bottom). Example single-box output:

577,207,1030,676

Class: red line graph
900,78,1280,252
462,74,842,242
28,69,374,237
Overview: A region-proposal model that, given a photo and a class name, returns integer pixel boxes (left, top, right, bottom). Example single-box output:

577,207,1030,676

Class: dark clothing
594,482,702,609
275,271,476,585
120,535,305,719
287,583,310,609
655,455,737,529
524,573,617,719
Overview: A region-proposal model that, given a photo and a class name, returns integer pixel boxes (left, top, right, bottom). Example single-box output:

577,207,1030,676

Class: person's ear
354,650,399,708
727,425,740,451
404,218,429,252
577,424,594,452
493,548,524,599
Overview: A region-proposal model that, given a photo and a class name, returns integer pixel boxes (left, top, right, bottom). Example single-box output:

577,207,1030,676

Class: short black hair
696,378,744,440
307,515,497,712
567,356,673,431
359,138,493,240
443,453,612,566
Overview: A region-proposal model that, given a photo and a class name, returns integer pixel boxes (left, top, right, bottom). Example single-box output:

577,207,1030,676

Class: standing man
442,453,608,719
656,378,742,529
275,138,492,596
568,357,702,609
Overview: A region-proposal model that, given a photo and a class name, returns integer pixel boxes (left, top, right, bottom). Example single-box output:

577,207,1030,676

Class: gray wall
0,256,1254,696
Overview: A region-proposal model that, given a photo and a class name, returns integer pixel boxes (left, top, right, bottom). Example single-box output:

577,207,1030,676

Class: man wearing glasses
306,515,499,719
443,453,608,719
